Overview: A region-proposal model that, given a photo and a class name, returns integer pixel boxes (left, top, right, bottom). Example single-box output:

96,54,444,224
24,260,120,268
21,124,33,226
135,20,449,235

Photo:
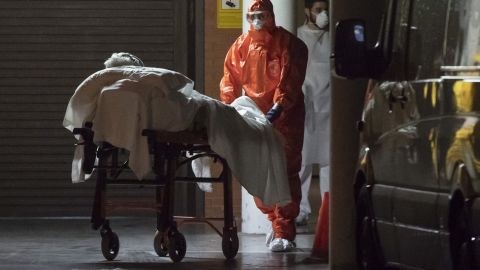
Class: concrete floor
0,217,328,270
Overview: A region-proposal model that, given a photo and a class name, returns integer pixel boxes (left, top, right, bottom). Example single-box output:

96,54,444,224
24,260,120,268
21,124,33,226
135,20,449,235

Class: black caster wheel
168,231,186,262
154,230,168,257
101,231,119,261
222,227,239,259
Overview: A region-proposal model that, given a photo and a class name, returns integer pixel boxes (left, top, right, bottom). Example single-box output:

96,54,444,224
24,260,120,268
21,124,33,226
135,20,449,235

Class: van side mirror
333,19,390,79
333,19,369,78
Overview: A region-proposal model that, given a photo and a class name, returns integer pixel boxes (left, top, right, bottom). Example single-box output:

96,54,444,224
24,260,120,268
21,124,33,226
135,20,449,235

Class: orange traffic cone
312,191,329,260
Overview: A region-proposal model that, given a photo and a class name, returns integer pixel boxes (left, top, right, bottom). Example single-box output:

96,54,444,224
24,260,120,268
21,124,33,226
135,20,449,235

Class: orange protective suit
220,0,308,241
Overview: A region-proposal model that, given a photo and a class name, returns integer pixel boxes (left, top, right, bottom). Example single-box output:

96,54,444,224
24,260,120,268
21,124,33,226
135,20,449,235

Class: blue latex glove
265,103,283,123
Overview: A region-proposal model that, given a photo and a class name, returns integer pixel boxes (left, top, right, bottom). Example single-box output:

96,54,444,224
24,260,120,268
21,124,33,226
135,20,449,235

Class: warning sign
222,0,240,9
217,0,242,29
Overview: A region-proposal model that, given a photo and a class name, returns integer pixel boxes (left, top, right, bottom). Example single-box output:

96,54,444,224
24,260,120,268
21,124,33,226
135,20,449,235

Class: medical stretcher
72,123,239,262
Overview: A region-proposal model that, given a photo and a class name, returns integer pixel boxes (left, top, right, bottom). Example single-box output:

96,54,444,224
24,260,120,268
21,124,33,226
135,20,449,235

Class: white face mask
252,18,264,31
315,10,328,29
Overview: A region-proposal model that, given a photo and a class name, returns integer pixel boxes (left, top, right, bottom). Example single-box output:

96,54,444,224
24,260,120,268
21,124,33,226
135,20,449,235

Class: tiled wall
204,0,241,99
204,0,242,219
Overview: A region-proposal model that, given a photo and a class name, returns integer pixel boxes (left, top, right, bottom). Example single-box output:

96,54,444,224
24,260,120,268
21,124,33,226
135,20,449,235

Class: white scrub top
297,25,331,166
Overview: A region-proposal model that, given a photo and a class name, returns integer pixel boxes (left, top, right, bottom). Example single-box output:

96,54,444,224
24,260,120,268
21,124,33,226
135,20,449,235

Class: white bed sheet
63,66,291,206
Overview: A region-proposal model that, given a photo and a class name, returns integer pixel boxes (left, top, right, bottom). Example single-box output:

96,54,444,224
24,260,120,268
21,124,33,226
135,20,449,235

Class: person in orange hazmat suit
220,0,308,252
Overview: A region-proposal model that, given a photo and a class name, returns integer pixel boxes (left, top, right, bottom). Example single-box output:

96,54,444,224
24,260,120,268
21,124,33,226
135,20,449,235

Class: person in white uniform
296,0,330,225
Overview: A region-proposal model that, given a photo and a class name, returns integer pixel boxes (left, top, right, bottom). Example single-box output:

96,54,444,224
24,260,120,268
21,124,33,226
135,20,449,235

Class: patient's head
104,52,144,68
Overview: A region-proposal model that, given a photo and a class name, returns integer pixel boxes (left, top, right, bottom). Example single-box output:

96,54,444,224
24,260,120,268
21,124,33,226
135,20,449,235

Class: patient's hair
104,52,144,68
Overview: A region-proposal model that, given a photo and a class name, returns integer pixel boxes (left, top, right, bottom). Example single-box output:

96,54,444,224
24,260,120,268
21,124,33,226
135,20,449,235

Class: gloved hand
265,103,283,123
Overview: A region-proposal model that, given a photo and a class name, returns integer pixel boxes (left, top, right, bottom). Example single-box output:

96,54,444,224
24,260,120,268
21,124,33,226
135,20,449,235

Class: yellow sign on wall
217,0,242,29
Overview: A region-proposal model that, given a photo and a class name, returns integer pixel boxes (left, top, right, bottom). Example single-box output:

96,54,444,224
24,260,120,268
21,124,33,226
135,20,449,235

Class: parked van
334,0,480,269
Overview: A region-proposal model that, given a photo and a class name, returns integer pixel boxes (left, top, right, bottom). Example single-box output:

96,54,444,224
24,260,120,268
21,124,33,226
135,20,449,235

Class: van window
381,0,410,80
408,0,449,79
444,1,480,67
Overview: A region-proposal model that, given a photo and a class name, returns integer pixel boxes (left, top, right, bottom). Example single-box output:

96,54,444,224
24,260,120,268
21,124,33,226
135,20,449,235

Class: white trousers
298,164,330,215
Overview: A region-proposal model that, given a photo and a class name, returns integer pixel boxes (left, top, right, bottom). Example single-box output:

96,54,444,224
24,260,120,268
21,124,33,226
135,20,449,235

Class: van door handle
388,92,409,112
400,23,418,31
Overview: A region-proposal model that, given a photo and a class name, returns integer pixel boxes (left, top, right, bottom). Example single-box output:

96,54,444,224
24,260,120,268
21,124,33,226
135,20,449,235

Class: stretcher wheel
153,230,168,257
168,231,186,262
222,227,239,259
101,231,119,261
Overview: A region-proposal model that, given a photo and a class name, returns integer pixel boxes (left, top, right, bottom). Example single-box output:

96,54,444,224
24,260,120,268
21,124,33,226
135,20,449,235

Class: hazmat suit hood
248,0,276,33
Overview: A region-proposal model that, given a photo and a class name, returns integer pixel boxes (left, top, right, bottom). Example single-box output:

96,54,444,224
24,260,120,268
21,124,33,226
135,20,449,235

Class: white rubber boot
269,238,296,252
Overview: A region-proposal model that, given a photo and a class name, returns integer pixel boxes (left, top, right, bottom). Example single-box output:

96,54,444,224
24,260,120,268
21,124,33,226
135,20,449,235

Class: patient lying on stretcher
63,52,291,206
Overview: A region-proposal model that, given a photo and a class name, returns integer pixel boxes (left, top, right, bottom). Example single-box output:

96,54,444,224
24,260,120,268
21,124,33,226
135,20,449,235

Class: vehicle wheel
153,230,168,257
168,231,186,262
450,203,474,270
356,186,384,270
222,227,239,259
101,231,119,261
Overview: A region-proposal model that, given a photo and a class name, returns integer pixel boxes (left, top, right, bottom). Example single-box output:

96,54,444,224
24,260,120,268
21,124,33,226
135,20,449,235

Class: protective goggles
246,11,270,23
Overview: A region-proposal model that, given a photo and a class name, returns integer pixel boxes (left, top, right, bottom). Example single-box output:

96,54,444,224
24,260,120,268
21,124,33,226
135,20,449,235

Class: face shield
246,11,270,31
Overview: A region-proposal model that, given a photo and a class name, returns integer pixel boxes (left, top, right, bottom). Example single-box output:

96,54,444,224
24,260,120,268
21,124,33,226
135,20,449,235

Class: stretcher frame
72,123,239,262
